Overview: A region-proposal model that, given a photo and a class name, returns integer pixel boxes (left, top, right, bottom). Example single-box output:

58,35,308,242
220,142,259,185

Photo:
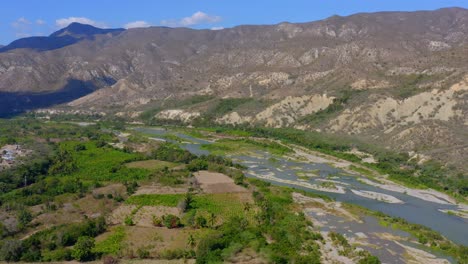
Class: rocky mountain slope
0,7,467,169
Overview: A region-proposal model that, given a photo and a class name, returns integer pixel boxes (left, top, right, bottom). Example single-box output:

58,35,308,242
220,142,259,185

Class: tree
184,192,194,210
195,216,207,228
0,239,23,261
0,222,5,238
17,209,33,230
152,215,162,227
72,236,95,262
358,255,381,264
208,213,217,228
187,234,196,249
48,149,77,175
243,202,251,213
162,215,181,229
187,159,208,172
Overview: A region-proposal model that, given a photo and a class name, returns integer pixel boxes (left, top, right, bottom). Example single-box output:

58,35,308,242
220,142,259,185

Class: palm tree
187,234,196,249
208,212,217,227
243,202,251,213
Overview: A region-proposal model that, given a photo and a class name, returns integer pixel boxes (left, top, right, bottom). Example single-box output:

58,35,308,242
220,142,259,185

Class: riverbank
350,189,404,204
283,140,465,207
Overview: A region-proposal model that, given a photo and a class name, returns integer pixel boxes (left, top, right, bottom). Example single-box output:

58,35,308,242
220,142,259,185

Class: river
136,127,468,246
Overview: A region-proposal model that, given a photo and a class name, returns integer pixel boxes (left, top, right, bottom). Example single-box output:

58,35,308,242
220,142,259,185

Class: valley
0,5,467,264
0,119,466,263
136,126,468,246
1,8,467,174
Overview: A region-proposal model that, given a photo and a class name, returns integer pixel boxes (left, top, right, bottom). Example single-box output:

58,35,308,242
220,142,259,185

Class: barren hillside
1,7,467,169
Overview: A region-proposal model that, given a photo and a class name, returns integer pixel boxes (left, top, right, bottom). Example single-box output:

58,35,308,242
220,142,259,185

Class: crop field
125,194,185,207
126,160,179,171
94,226,126,255
59,141,151,181
124,193,255,223
190,193,255,223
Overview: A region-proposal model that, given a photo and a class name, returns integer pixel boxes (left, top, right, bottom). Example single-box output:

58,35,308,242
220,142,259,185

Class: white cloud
36,19,46,25
12,17,31,28
161,11,221,27
11,17,32,38
55,17,106,28
211,26,224,30
124,20,151,29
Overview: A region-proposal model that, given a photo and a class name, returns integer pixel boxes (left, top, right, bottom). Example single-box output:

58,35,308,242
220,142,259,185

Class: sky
2,0,468,45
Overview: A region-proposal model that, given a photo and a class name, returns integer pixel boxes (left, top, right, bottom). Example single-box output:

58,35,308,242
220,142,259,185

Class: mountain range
0,7,467,169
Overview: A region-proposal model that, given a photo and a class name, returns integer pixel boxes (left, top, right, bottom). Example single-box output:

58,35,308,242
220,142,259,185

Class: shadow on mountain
0,23,124,53
0,35,83,53
0,79,101,118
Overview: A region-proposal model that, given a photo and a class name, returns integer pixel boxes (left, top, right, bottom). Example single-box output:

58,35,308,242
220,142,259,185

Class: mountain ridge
0,7,467,169
0,22,124,53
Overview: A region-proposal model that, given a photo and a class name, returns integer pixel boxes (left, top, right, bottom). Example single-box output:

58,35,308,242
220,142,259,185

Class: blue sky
2,0,468,45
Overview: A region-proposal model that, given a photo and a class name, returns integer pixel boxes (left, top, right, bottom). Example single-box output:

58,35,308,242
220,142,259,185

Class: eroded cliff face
217,95,335,127
328,78,467,134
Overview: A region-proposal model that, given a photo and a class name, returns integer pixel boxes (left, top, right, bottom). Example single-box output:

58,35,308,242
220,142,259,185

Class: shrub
93,226,125,256
358,254,381,264
42,248,73,262
152,216,162,227
125,181,138,195
195,216,208,228
124,216,134,226
125,194,184,207
72,236,95,262
137,248,150,259
162,214,181,229
187,159,209,172
0,239,23,261
114,195,124,202
74,144,87,151
160,248,194,260
17,209,33,229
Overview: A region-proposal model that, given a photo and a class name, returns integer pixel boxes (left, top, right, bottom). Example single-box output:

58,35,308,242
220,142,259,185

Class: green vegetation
194,180,324,263
392,74,436,99
201,138,292,156
162,214,182,228
319,181,337,189
0,217,106,262
203,98,254,120
125,194,184,207
126,159,179,171
151,142,196,163
57,141,148,181
349,165,375,177
190,193,255,223
94,226,126,256
299,89,359,125
125,193,254,223
153,168,188,186
161,133,192,143
0,118,463,263
72,236,96,261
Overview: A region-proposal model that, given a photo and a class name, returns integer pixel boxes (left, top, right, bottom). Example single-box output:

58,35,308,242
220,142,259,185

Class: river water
137,127,468,246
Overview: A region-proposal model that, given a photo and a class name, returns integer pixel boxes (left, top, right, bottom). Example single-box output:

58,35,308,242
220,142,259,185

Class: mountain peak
50,22,124,38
